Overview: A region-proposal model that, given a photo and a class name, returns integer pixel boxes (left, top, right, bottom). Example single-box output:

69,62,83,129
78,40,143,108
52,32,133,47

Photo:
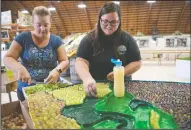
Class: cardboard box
5,81,17,92
1,100,34,129
20,100,34,129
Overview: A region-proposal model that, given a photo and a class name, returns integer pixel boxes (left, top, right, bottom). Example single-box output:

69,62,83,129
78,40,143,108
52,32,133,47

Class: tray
23,80,179,129
22,80,72,99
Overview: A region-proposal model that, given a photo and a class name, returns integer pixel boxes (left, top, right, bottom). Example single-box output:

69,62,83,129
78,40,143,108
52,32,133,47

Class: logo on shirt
117,45,127,55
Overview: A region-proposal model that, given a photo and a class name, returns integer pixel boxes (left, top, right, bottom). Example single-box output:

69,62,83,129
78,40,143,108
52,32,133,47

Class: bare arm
75,57,92,82
124,60,142,76
107,60,142,81
45,44,69,83
3,40,31,83
75,57,96,97
3,40,25,71
56,44,69,72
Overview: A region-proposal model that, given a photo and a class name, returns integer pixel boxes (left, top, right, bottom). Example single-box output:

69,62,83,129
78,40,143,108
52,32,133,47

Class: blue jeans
17,89,25,101
17,81,35,101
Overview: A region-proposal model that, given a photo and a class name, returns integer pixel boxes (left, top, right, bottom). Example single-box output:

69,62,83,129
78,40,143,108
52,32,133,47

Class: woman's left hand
45,69,59,84
106,72,114,81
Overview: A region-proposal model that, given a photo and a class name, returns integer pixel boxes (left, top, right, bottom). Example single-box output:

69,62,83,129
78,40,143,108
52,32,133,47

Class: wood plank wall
1,1,190,39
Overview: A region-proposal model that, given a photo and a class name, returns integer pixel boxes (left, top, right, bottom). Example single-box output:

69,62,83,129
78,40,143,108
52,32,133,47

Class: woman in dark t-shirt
75,2,142,97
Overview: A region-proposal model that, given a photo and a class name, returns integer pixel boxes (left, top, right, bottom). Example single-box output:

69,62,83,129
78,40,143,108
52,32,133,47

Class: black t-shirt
76,30,141,80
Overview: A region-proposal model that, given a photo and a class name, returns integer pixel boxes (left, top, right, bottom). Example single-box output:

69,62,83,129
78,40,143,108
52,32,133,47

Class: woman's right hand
83,78,97,97
18,67,32,85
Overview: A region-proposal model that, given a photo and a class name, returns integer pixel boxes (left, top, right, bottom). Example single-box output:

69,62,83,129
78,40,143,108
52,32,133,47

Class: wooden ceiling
1,1,190,38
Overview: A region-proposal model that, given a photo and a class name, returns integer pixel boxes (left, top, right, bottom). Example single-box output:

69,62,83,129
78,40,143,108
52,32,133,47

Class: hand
83,78,97,97
45,69,59,84
107,72,114,81
18,67,32,85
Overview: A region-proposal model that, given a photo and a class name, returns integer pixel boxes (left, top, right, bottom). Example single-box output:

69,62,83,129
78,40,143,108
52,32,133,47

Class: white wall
134,35,190,60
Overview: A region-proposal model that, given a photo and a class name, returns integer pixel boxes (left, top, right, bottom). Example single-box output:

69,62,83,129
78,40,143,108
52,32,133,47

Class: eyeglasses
100,18,120,27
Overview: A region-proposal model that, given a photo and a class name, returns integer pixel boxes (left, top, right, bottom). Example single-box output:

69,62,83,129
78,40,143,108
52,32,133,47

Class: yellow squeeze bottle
111,59,125,97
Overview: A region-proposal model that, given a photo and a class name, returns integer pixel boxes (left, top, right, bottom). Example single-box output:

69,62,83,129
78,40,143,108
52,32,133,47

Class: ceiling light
21,10,29,14
57,1,60,2
48,7,56,11
78,3,86,8
147,1,156,3
113,1,120,5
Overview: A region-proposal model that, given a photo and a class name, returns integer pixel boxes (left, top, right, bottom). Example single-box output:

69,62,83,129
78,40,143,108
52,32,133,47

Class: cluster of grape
52,84,86,106
96,83,112,98
150,110,160,129
28,92,80,129
25,84,45,95
24,83,70,96
1,112,27,129
51,83,111,106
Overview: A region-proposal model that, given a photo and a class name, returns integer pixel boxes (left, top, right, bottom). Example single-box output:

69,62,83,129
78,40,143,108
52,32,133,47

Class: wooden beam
48,12,60,34
62,2,74,34
125,4,129,31
155,2,162,27
17,1,32,15
72,1,83,32
184,16,190,33
175,1,188,31
165,2,174,34
76,13,83,32
145,3,152,34
95,1,100,25
84,8,91,30
136,3,138,33
51,2,68,36
50,16,60,34
48,2,61,34
137,2,143,33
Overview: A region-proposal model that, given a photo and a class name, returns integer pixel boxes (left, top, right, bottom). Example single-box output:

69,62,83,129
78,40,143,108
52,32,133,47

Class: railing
140,50,190,65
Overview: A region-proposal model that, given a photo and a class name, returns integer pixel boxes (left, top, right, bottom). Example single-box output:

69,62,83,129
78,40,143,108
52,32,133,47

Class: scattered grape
24,83,70,96
1,112,27,129
27,92,80,129
52,84,86,106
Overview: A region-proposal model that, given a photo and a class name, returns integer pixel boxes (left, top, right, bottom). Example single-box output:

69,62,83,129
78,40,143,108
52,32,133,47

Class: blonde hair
32,6,51,18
